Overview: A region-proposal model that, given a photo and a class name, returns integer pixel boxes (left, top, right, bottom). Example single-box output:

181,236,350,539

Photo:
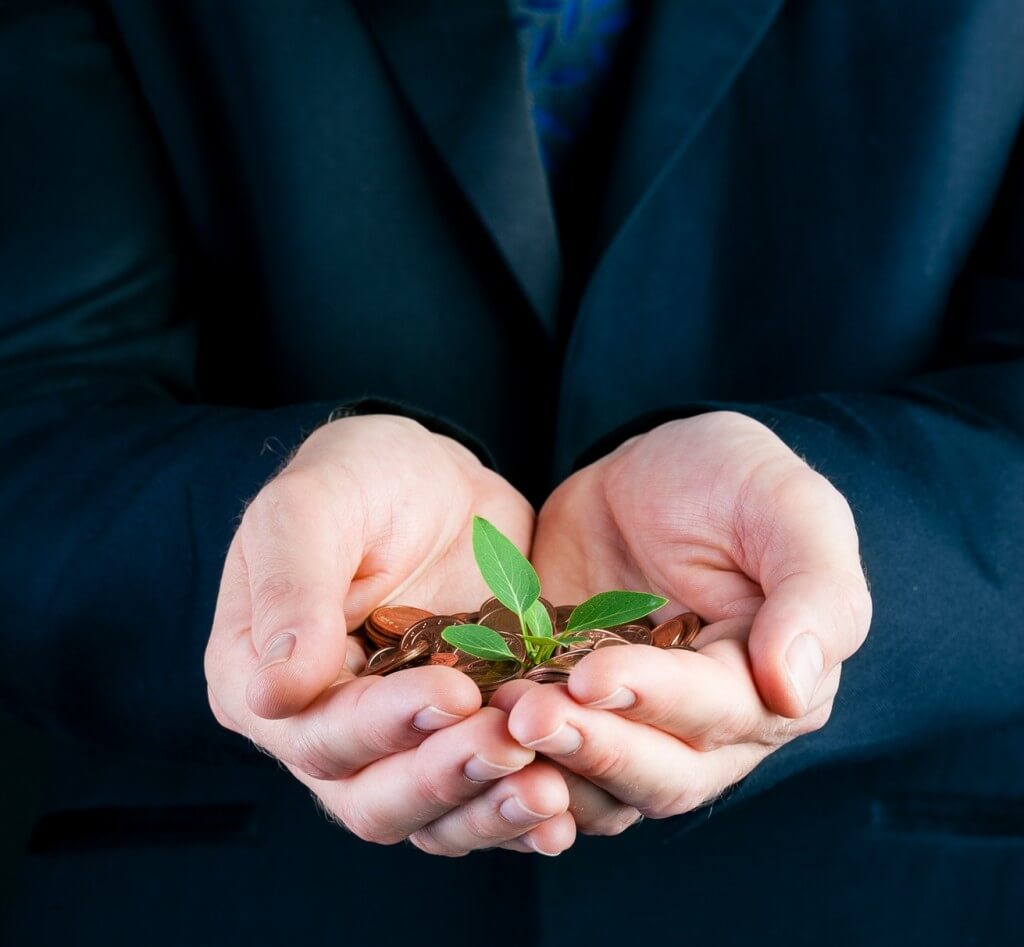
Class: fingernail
257,633,296,671
786,633,824,711
412,706,465,732
584,686,636,710
523,723,582,756
464,755,525,783
523,835,560,856
499,796,550,826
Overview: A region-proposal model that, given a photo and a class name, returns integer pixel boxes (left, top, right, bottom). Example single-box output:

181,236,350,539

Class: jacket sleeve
0,1,485,763
657,124,1024,820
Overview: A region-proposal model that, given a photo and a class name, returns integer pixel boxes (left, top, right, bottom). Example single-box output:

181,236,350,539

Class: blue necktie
510,0,636,191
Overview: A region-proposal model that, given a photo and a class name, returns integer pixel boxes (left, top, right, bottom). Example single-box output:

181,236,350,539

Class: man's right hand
204,414,575,856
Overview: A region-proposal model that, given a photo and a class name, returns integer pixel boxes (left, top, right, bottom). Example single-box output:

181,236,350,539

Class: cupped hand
506,411,872,825
204,414,574,856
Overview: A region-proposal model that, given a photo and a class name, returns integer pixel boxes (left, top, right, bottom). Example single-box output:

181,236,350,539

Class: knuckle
645,787,708,820
340,804,402,846
290,724,341,780
772,467,834,521
356,714,408,759
248,469,319,531
580,741,628,783
352,685,411,757
685,728,731,753
822,572,872,655
412,762,464,811
251,571,298,624
457,805,502,847
685,705,760,753
376,414,426,436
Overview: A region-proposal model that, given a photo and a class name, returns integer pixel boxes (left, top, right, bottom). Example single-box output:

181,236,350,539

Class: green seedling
441,516,667,667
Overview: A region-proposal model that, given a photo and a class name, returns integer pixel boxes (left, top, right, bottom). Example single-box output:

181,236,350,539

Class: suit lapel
593,0,786,263
352,0,561,333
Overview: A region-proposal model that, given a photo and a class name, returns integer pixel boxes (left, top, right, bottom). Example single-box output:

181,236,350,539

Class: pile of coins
355,597,702,702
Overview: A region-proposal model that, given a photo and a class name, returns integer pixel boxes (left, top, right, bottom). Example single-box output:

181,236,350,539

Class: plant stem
519,613,536,665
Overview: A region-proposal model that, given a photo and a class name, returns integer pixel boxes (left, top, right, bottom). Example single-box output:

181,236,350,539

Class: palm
532,415,782,624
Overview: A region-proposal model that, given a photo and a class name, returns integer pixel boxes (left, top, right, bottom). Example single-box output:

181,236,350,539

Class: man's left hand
493,411,872,830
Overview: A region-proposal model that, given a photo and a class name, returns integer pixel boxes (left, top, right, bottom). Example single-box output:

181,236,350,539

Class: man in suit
2,0,1023,944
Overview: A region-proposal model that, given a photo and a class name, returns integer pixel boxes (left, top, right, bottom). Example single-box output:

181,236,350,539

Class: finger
745,470,872,717
750,567,870,718
557,766,641,836
490,679,642,833
566,642,760,750
305,707,535,844
241,468,363,719
205,533,257,729
488,676,541,714
566,634,838,750
409,762,570,856
211,648,482,778
340,636,368,676
507,684,764,817
498,812,577,856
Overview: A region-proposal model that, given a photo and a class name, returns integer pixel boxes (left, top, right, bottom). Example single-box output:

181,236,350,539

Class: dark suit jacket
2,1,1023,944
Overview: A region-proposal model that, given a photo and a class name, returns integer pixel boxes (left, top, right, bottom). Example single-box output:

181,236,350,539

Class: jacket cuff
331,396,497,471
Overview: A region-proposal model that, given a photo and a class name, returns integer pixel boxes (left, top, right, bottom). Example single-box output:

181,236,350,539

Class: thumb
242,470,362,719
746,476,872,718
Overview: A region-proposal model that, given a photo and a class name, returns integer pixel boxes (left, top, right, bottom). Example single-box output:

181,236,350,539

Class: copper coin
651,616,686,649
610,624,652,645
478,597,503,619
363,623,394,650
496,630,527,663
523,669,569,684
678,612,702,647
592,635,630,649
651,612,702,649
479,605,522,637
562,629,626,651
363,639,430,676
524,651,590,681
451,612,477,623
550,649,591,669
522,663,572,684
400,615,463,652
553,605,575,633
366,605,433,648
428,652,460,667
363,646,397,673
391,639,432,671
457,659,521,701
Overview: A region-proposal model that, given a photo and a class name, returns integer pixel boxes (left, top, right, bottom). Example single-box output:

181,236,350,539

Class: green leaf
441,624,519,663
471,516,541,621
553,634,588,646
525,599,554,639
522,634,560,647
564,591,668,633
521,635,559,663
